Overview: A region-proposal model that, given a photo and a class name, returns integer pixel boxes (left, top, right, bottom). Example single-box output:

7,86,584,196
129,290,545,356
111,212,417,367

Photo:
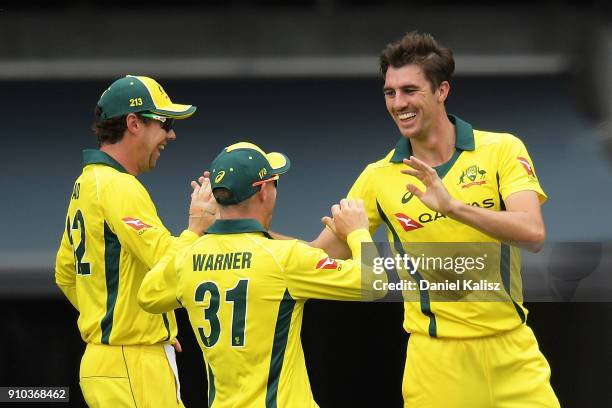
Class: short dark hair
91,106,152,147
379,31,455,91
213,188,237,206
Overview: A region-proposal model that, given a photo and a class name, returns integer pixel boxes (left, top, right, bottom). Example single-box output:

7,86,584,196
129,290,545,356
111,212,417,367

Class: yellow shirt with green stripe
167,219,375,408
348,115,547,338
55,149,197,345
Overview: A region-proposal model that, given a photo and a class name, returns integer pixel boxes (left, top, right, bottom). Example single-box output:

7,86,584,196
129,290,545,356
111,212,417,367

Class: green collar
389,114,475,163
206,219,271,238
82,149,128,173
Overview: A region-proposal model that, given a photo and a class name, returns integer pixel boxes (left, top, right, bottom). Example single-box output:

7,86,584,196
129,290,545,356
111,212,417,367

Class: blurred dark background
1,1,612,407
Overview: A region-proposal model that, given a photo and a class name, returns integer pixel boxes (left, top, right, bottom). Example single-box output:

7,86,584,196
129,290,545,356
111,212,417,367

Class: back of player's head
210,142,291,206
379,31,455,92
91,75,196,147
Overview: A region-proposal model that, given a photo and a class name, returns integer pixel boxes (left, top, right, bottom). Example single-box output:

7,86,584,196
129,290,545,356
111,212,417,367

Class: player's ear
125,113,142,134
255,185,267,203
258,182,276,205
437,81,450,103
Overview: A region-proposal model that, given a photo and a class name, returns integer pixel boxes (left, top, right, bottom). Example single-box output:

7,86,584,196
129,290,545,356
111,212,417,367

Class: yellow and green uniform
55,149,195,407
164,219,374,408
348,115,558,407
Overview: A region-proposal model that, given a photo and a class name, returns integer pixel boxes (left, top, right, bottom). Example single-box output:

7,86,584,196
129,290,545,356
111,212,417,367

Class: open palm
401,156,454,214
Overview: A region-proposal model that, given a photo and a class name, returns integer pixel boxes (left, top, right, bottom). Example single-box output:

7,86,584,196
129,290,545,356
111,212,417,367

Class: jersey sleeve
282,229,386,301
498,134,547,204
138,229,199,314
102,176,174,269
347,165,383,235
55,215,79,310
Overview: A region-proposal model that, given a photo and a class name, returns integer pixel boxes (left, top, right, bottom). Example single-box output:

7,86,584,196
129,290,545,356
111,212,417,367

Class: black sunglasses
161,118,174,132
140,113,174,132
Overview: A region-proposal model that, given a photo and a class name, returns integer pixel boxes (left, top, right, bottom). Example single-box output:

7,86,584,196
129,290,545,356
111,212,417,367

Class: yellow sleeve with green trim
283,229,386,301
101,177,173,269
498,134,547,203
55,218,79,310
347,165,383,235
138,229,199,314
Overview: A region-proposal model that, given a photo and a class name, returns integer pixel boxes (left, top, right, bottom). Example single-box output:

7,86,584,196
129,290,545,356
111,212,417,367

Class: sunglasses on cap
252,174,279,188
140,113,174,132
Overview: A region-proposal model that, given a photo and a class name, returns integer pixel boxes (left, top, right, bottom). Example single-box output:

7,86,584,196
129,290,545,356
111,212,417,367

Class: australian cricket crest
458,164,487,189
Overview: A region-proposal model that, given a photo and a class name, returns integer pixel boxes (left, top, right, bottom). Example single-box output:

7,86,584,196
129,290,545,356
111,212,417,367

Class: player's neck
219,207,269,230
100,143,140,176
409,114,455,167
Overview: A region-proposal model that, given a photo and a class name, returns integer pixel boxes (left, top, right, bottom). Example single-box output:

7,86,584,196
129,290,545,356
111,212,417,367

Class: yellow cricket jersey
166,219,374,408
55,149,195,345
348,115,547,338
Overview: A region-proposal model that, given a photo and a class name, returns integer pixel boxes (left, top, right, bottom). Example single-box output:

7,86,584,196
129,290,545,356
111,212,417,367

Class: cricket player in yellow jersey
55,75,218,407
139,142,384,407
314,32,559,407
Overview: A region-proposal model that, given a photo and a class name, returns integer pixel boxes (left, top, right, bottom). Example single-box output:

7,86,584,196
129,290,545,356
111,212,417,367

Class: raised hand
401,156,456,215
188,175,219,235
328,199,369,241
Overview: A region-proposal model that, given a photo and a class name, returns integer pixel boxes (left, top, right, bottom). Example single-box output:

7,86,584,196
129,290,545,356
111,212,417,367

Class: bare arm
446,190,545,252
269,227,351,259
187,175,219,235
269,216,352,260
402,156,545,253
310,226,351,260
138,175,218,314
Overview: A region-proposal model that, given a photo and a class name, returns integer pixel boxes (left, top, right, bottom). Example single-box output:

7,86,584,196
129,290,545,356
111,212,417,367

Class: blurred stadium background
1,1,611,406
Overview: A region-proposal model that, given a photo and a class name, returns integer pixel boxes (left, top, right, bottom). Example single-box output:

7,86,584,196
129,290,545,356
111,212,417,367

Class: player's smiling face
383,64,445,140
138,118,176,173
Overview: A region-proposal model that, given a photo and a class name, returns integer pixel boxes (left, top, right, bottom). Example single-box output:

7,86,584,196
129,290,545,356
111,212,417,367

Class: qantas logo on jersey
394,213,423,232
316,257,339,270
122,217,152,231
517,156,535,177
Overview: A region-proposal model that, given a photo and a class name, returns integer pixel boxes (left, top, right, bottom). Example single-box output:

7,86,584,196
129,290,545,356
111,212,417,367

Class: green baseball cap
96,75,196,120
210,142,291,205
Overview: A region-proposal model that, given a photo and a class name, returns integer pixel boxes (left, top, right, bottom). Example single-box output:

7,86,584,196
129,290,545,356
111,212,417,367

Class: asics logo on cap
215,171,226,183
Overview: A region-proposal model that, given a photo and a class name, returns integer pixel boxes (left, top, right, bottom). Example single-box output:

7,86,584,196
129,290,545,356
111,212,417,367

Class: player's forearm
270,230,352,260
446,200,545,252
310,228,351,260
187,213,216,236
